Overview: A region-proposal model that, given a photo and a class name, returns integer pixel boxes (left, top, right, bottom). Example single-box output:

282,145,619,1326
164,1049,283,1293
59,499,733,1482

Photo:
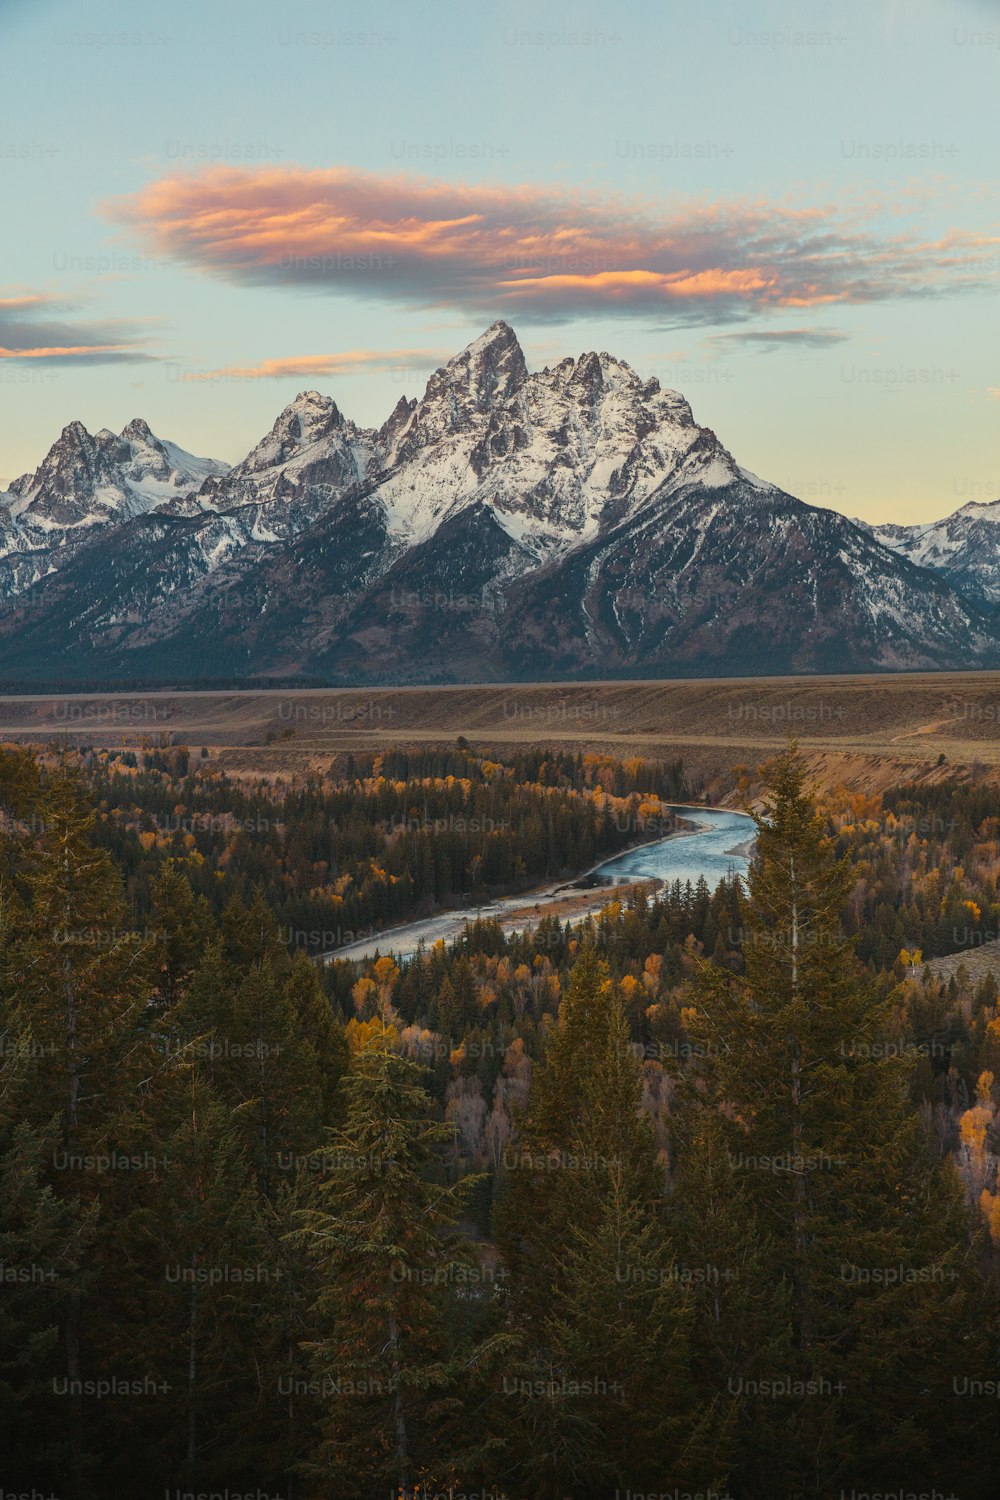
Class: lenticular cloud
106,166,999,324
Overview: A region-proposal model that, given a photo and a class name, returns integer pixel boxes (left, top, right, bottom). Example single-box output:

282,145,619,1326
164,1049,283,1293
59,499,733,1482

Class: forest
79,740,689,955
1,739,999,1499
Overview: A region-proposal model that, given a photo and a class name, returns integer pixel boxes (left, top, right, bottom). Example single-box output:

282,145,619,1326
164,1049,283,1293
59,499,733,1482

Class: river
596,805,755,889
326,804,756,964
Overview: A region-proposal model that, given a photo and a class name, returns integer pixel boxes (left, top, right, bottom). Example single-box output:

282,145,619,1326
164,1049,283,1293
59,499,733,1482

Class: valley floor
4,671,1000,797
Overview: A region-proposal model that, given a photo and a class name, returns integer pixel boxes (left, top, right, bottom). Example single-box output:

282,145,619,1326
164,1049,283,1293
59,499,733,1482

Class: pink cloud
0,343,137,359
0,289,154,364
182,348,446,382
105,166,999,323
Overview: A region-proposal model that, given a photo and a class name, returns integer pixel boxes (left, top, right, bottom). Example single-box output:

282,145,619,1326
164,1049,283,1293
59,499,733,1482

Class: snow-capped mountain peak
0,417,228,535
236,389,352,474
443,319,528,409
1,321,998,684
868,496,1000,605
384,321,529,468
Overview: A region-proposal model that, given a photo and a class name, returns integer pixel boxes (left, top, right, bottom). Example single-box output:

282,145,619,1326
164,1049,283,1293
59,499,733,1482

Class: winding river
596,805,755,890
327,804,757,964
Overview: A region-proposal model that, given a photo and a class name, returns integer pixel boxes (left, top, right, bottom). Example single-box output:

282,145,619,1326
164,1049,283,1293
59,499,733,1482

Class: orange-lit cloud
0,295,51,311
183,348,446,382
105,166,999,324
0,344,140,359
0,291,153,364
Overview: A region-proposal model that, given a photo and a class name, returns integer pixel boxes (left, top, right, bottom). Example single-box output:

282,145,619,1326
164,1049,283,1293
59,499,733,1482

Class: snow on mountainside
0,419,229,604
154,321,760,559
186,389,381,539
865,501,1000,606
370,322,769,557
0,321,997,684
0,418,228,540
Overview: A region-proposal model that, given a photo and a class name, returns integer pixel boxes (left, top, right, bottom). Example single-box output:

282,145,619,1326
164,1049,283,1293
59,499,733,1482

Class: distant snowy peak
239,390,351,472
438,319,529,411
117,419,229,506
174,321,764,556
190,389,381,526
0,418,228,536
0,322,764,555
383,321,528,464
870,498,1000,605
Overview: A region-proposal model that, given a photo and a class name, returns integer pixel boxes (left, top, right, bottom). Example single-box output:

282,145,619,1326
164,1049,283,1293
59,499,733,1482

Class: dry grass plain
3,672,1000,797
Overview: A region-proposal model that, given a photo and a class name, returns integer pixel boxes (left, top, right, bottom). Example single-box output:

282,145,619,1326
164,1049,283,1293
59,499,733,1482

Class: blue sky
1,0,997,522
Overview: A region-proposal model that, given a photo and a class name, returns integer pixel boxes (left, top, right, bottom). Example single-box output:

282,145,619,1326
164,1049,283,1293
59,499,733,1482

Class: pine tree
165,938,336,1198
148,863,214,1008
495,946,705,1497
496,947,659,1316
682,743,999,1496
163,936,233,1088
292,1020,477,1499
668,1105,792,1491
0,1021,97,1492
283,951,349,1127
221,890,289,971
0,754,153,1499
99,1067,271,1495
225,965,325,1199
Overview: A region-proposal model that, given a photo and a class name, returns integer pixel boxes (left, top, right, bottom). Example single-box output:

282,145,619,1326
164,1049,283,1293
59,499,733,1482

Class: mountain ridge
862,501,1000,607
0,321,996,686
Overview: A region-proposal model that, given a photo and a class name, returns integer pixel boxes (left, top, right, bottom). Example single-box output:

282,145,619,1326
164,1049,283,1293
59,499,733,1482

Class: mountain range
0,321,996,686
863,504,1000,610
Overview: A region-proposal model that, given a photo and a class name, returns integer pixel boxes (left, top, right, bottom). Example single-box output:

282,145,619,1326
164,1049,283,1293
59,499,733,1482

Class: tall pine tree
495,946,709,1498
292,1019,477,1499
681,743,999,1496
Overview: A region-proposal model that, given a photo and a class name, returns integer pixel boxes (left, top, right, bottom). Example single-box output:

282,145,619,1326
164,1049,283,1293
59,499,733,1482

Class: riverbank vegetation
65,740,689,954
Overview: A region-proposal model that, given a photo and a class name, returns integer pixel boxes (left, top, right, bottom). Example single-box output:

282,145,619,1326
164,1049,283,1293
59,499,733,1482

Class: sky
0,0,997,524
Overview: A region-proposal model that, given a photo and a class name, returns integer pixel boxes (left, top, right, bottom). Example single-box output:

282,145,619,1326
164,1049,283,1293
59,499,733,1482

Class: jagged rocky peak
284,389,346,440
60,418,92,446
423,320,528,413
118,417,173,473
31,418,104,473
870,494,1000,606
2,317,999,681
238,389,350,474
377,394,418,453
12,419,121,503
539,346,694,425
594,351,681,408
957,497,1000,518
2,412,229,532
570,348,604,393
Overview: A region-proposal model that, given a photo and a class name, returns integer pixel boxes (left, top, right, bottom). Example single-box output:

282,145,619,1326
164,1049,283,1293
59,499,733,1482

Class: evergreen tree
496,948,659,1316
283,950,349,1126
495,947,705,1497
99,1068,270,1496
682,743,999,1496
0,755,152,1499
292,1020,478,1499
148,863,214,1007
225,966,324,1198
0,1026,97,1492
669,1106,792,1491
